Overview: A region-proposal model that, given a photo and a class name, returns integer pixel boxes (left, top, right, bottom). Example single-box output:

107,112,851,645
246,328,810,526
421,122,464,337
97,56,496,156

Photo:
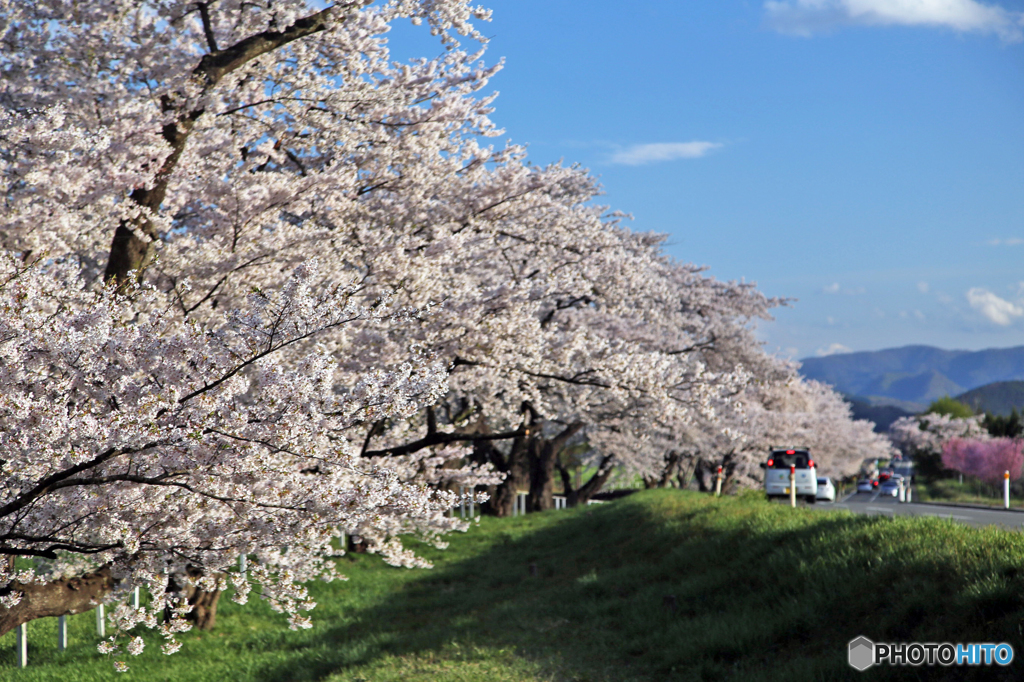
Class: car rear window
770,452,809,469
817,478,827,484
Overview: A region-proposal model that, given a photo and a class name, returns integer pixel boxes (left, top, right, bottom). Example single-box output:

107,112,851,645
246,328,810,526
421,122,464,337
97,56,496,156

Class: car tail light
767,459,773,467
786,450,795,454
808,460,815,468
873,480,878,486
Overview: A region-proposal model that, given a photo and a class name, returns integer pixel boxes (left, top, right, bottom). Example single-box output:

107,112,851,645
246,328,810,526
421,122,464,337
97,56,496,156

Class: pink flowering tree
941,438,1024,486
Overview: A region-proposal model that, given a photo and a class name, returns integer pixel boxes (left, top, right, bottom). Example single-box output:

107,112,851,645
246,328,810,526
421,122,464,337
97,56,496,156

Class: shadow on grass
245,490,1024,682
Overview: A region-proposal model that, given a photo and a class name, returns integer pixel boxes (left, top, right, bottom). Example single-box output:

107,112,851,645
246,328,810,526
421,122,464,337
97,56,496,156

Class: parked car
856,479,875,493
816,477,836,502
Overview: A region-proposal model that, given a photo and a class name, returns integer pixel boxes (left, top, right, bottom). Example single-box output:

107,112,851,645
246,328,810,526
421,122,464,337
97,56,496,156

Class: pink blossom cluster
941,438,1024,486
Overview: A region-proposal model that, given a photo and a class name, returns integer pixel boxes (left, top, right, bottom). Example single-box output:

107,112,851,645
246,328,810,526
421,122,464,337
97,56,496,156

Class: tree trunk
168,566,222,631
0,566,115,637
643,451,682,489
574,455,616,505
528,436,554,511
528,422,584,512
184,586,221,630
694,459,716,492
491,431,531,517
558,454,616,506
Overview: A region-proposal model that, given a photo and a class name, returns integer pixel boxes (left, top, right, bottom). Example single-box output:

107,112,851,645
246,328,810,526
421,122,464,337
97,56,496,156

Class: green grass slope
4,490,1024,681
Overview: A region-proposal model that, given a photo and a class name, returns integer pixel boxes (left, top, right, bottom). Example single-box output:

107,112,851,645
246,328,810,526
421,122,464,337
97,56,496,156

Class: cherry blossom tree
942,438,1024,486
889,413,989,458
0,3,864,671
0,0,505,665
622,367,895,493
0,253,496,665
1,0,768,519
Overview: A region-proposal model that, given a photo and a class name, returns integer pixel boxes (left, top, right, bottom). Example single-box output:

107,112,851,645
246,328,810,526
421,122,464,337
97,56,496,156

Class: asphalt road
824,490,1024,531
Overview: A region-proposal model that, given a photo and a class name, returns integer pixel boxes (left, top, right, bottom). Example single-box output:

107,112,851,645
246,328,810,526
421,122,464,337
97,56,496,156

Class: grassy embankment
3,489,1024,681
915,477,1024,510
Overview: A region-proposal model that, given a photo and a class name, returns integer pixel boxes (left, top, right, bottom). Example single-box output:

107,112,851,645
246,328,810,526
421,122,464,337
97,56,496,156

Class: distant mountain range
800,345,1024,405
957,381,1024,417
800,345,1024,431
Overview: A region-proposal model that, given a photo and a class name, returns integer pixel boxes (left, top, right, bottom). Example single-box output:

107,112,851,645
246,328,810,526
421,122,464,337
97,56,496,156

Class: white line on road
866,506,894,513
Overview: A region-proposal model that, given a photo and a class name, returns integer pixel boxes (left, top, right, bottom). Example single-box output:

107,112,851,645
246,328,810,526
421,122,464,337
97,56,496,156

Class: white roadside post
789,464,796,508
907,485,912,502
57,614,68,651
132,586,140,609
15,622,27,667
469,487,475,519
459,485,466,519
96,604,105,637
1005,470,1011,509
898,478,905,503
714,466,723,497
239,553,247,572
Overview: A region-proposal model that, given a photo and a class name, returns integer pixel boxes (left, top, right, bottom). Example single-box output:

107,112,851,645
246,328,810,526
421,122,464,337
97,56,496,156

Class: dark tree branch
104,1,369,285
363,428,525,458
0,446,124,520
196,1,220,52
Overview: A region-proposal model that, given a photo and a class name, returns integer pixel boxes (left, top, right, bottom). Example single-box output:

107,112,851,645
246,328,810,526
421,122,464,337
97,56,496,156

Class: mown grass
3,490,1024,681
916,477,1024,509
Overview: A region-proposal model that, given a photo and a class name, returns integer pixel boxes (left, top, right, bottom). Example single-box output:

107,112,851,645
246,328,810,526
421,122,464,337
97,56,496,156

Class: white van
763,448,818,503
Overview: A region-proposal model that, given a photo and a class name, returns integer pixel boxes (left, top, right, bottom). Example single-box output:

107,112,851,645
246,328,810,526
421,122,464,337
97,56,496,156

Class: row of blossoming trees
890,411,1024,487
0,0,889,666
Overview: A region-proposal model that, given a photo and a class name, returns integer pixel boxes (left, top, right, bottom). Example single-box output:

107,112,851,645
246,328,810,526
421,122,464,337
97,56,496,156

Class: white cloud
917,281,929,294
764,0,1024,42
609,142,722,166
822,282,865,295
966,287,1024,325
816,342,852,356
914,309,926,320
987,237,1024,246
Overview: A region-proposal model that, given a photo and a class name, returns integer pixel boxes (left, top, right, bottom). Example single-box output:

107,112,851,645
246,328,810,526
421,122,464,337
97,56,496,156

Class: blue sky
390,0,1024,360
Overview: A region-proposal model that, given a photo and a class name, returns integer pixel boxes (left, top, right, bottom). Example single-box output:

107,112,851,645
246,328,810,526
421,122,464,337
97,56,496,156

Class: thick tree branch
196,2,220,53
0,567,115,637
363,428,525,458
104,2,367,285
0,446,123,520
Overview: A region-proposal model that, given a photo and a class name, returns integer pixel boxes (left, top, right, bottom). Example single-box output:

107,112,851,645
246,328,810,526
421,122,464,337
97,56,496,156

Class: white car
762,449,818,503
878,475,904,498
816,477,836,502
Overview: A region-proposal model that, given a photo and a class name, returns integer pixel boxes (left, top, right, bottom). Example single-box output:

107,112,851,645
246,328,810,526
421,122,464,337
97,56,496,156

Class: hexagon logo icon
848,636,875,671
